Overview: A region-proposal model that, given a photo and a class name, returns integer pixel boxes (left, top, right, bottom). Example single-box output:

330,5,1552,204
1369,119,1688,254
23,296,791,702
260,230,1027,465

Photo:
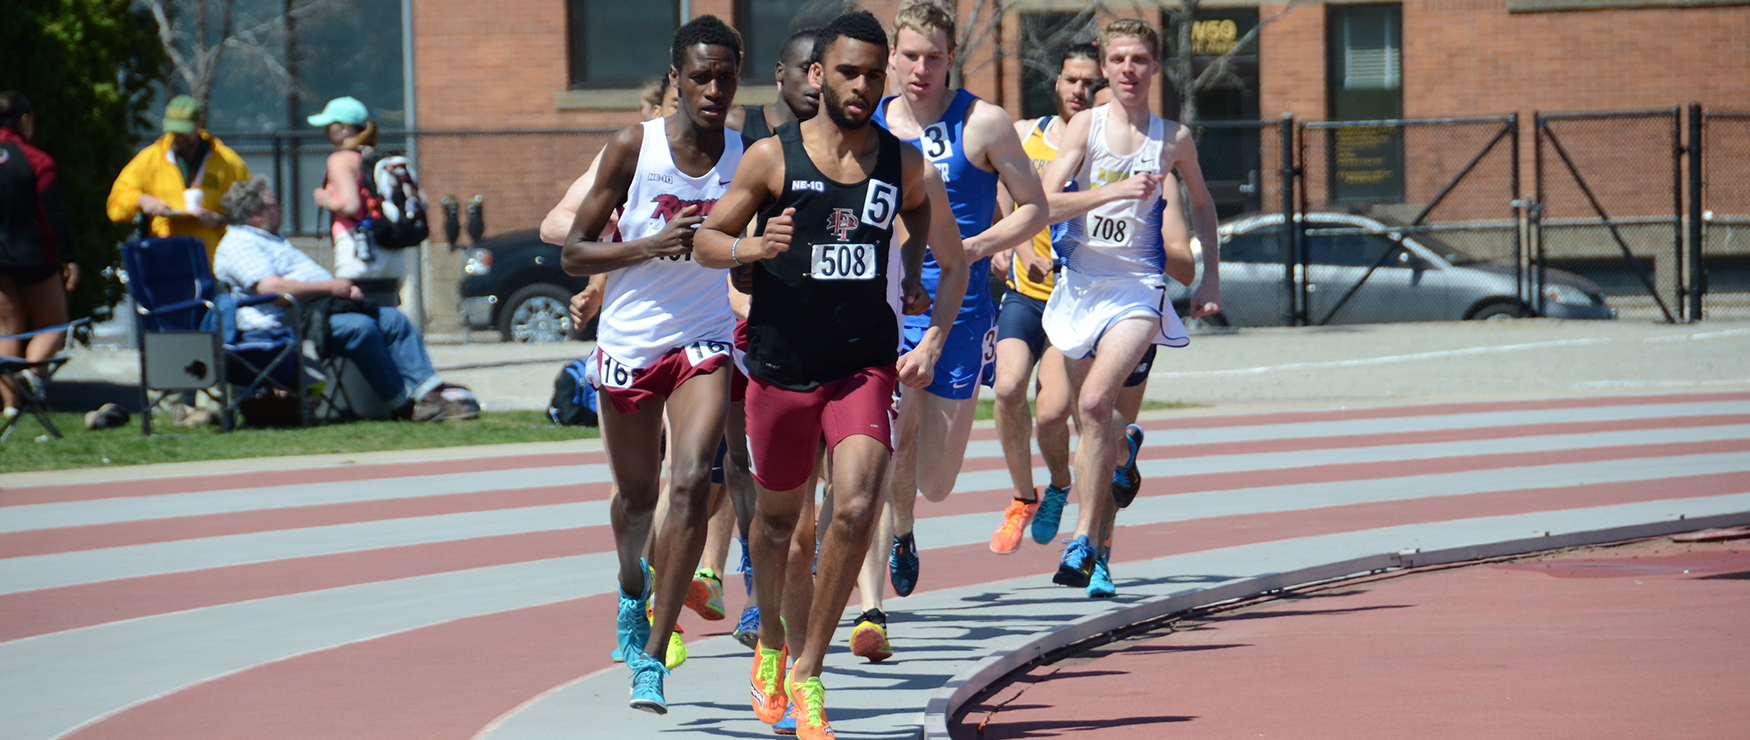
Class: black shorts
996,291,1049,359
0,263,61,287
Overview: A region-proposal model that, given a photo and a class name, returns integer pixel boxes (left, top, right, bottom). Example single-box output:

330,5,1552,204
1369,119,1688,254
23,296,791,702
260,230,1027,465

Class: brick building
404,0,1748,330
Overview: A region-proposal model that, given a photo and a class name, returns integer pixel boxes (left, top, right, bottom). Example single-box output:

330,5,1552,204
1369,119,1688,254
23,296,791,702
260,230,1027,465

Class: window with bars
567,0,680,89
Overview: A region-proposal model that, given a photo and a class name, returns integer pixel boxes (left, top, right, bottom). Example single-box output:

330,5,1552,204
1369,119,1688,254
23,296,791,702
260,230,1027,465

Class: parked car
458,230,593,342
1169,212,1615,326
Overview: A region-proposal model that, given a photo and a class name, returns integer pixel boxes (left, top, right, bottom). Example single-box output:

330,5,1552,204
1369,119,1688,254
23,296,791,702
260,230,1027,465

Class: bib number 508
811,243,877,280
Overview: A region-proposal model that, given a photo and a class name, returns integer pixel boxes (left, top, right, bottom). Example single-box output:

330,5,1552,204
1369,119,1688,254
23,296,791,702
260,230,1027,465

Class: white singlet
596,117,742,369
1044,104,1188,358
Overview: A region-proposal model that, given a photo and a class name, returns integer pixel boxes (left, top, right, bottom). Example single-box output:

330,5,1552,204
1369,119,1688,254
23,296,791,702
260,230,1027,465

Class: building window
1017,12,1090,120
1326,4,1404,202
568,0,679,89
736,0,848,80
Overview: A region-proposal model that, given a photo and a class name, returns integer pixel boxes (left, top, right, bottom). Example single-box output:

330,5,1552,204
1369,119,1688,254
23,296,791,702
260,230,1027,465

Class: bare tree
140,0,327,110
1162,0,1308,125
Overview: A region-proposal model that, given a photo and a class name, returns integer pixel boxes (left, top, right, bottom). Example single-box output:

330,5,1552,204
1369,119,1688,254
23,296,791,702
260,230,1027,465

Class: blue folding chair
120,236,307,434
0,317,91,442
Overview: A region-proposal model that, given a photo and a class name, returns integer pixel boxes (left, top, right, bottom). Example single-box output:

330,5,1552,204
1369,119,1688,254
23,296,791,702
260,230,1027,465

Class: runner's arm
562,125,698,275
697,137,786,269
1040,110,1157,223
1170,125,1222,318
896,145,966,388
962,101,1047,262
542,148,606,245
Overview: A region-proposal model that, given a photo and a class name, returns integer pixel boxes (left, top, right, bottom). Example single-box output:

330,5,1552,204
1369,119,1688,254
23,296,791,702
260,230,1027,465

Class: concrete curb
920,510,1750,740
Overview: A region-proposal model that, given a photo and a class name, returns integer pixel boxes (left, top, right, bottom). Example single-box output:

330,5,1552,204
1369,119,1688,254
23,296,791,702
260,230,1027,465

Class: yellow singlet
1010,116,1058,301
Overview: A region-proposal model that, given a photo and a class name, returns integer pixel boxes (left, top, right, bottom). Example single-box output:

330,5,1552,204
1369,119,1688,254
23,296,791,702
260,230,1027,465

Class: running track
4,391,1749,740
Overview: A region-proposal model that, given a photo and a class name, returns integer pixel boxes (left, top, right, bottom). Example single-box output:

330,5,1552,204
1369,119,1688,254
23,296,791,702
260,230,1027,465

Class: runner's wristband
731,237,743,266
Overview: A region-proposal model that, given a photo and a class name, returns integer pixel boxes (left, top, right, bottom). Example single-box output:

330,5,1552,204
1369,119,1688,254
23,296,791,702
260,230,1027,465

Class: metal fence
1699,109,1750,320
1533,110,1683,323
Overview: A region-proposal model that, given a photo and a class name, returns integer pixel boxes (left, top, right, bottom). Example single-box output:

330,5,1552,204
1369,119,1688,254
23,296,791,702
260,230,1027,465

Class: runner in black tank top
743,119,901,389
693,12,969,738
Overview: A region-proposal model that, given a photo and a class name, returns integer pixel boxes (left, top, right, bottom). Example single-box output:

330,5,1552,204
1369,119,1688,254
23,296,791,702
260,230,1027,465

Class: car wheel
1469,302,1524,321
499,284,574,343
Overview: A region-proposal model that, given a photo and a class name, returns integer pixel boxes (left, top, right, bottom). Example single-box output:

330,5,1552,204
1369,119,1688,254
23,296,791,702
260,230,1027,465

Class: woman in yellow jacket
106,95,250,262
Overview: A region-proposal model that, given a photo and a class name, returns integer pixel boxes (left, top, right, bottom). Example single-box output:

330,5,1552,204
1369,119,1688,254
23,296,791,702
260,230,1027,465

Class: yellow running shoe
848,609,892,663
788,676,835,740
749,644,789,723
989,494,1040,554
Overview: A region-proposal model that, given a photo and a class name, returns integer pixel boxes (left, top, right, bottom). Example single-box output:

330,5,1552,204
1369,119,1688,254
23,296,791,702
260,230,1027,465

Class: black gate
1533,110,1683,323
1697,108,1750,320
1295,116,1521,326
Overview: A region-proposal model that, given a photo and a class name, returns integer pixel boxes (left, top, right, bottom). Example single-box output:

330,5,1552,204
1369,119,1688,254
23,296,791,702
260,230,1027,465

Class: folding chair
0,317,91,442
120,236,307,434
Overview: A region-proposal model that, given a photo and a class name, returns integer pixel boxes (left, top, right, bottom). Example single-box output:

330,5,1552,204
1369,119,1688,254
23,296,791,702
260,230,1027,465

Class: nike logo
719,180,732,187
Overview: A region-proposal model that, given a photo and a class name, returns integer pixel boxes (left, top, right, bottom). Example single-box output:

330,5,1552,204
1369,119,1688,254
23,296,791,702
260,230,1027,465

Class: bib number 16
811,243,877,280
598,352,634,389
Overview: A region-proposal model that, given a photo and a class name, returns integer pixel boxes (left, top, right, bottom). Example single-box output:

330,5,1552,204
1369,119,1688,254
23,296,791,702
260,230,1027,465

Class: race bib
1087,213,1137,247
684,339,731,366
598,351,635,389
810,243,878,280
980,326,998,365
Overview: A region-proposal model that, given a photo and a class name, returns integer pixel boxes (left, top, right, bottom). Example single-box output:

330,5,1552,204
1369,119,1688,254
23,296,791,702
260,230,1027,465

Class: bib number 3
811,243,878,280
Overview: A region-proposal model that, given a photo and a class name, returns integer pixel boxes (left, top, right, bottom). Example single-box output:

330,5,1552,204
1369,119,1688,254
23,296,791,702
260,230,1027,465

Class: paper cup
184,188,205,212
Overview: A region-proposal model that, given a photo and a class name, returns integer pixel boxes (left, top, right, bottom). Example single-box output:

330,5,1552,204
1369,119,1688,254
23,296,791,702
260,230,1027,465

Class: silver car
1171,212,1615,327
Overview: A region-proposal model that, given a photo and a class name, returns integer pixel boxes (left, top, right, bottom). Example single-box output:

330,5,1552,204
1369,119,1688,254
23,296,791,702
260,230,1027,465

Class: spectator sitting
0,91,80,417
106,95,250,263
212,177,477,422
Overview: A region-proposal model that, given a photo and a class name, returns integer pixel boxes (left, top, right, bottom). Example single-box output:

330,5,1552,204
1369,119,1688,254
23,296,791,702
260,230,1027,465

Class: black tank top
744,120,903,390
741,105,771,141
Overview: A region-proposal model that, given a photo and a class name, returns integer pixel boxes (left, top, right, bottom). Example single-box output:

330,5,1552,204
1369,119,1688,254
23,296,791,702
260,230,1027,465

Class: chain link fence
1178,119,1292,327
1700,110,1750,320
1534,110,1683,323
1295,116,1522,326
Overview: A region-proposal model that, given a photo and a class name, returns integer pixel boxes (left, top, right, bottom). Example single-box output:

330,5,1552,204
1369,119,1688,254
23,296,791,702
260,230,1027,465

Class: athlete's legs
601,403,667,600
991,337,1041,500
1062,318,1158,543
702,489,733,574
1034,347,1073,488
792,433,891,680
753,478,808,652
890,388,978,531
856,498,893,612
643,369,731,661
726,398,757,541
783,472,819,654
1096,378,1149,549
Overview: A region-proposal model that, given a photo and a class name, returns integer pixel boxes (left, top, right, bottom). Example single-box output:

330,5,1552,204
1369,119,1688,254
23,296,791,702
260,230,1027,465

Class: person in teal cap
308,96,402,280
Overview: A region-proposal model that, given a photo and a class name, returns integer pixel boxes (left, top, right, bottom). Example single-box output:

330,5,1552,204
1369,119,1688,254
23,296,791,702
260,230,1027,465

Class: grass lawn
1,411,597,473
4,398,1198,474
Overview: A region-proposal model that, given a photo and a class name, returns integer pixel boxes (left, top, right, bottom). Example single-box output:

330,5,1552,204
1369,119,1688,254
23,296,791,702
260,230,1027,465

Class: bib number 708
1090,215,1129,244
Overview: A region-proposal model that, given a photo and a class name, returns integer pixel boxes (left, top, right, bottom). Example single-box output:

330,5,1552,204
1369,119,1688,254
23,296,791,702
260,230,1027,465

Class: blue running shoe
1086,555,1115,598
738,536,753,595
614,562,651,662
889,532,919,597
1111,424,1145,509
1053,535,1096,588
773,701,799,735
1031,484,1070,545
733,604,761,650
628,652,669,714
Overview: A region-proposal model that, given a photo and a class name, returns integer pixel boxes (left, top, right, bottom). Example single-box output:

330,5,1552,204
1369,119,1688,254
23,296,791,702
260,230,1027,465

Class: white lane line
1151,328,1750,378
1573,379,1750,389
7,401,1744,533
7,445,1749,596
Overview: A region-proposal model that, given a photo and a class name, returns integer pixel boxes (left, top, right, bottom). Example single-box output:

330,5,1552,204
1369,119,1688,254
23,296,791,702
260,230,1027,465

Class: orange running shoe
989,494,1041,554
749,644,789,723
789,676,835,740
686,568,726,620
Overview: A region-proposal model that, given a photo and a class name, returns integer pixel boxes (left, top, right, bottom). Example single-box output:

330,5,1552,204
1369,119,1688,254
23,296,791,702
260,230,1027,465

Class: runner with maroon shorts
560,15,744,715
695,12,967,738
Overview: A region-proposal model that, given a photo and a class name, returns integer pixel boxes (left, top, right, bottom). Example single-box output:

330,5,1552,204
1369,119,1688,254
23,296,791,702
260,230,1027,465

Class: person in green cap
308,96,404,281
106,95,250,262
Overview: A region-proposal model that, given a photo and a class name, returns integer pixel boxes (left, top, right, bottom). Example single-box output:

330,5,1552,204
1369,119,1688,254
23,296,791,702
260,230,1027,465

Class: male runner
1037,19,1221,598
718,27,822,651
695,11,967,738
849,0,1048,660
986,42,1101,555
559,15,744,714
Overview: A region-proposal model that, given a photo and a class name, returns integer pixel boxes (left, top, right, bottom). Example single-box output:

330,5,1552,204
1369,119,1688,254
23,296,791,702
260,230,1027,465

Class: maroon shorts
595,343,732,415
744,365,898,492
731,366,748,403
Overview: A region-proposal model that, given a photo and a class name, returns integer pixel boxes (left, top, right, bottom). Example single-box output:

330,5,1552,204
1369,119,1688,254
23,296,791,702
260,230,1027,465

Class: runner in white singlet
558,15,747,715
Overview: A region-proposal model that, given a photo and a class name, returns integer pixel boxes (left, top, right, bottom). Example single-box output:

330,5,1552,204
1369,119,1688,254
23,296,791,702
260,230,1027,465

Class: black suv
458,230,594,342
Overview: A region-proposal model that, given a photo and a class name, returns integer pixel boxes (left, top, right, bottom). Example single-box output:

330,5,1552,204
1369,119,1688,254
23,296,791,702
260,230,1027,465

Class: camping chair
0,318,91,442
120,236,307,434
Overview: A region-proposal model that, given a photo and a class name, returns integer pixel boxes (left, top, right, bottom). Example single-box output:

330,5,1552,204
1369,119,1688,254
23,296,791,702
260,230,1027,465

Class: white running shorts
1042,269,1189,359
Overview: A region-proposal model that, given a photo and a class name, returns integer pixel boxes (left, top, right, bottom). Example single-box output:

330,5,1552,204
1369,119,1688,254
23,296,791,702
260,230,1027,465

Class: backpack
548,359,599,426
355,146,430,249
